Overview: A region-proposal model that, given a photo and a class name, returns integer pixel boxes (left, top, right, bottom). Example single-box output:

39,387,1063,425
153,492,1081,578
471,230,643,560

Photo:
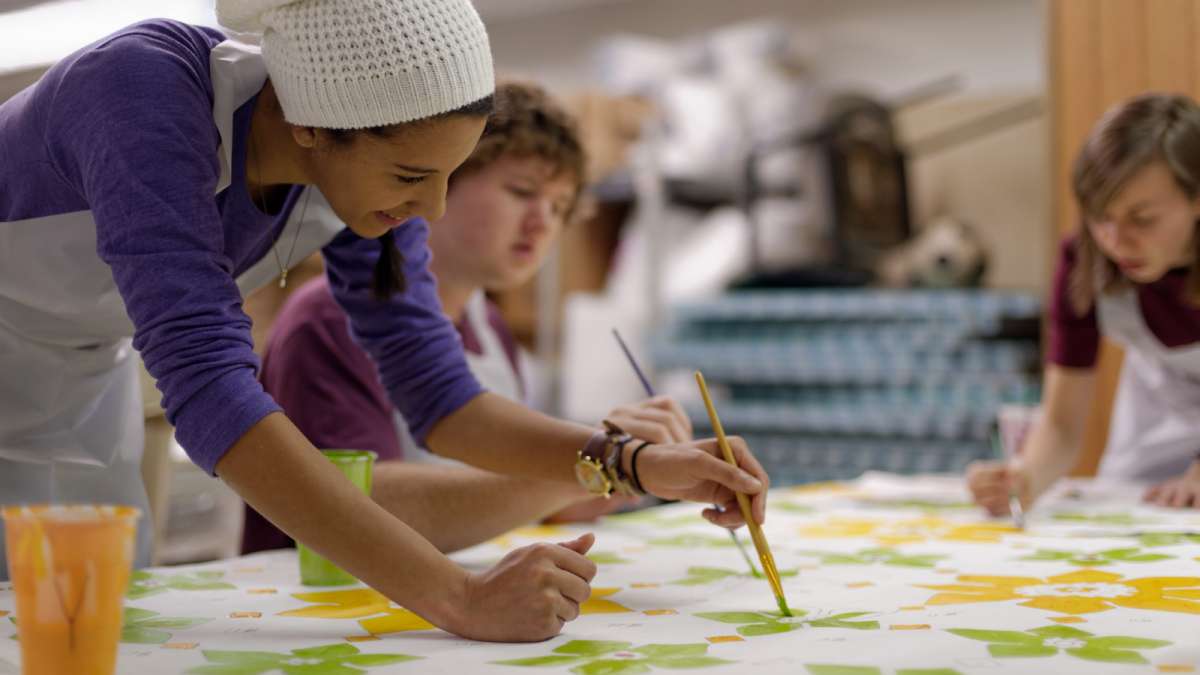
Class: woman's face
429,154,578,291
296,114,487,239
1088,161,1200,283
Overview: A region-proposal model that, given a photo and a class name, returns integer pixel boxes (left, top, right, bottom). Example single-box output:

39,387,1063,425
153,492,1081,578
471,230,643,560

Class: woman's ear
291,125,319,150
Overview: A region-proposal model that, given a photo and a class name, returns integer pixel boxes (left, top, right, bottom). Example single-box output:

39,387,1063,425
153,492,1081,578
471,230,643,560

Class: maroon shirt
1048,236,1200,368
241,276,522,553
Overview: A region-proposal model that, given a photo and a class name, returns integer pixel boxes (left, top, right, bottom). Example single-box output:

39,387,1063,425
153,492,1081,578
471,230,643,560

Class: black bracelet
630,440,652,494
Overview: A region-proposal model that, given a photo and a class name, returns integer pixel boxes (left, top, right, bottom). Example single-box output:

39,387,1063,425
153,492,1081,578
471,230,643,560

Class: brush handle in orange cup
3,504,140,675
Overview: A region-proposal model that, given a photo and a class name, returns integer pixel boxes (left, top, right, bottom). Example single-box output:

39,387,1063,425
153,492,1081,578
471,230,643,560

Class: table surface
3,472,1199,674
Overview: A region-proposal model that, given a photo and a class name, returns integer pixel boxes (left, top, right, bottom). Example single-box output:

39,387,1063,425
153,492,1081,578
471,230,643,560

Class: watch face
574,460,611,497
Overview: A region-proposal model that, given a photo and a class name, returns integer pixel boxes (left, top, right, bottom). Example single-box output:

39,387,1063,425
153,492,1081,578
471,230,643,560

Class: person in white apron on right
969,93,1200,513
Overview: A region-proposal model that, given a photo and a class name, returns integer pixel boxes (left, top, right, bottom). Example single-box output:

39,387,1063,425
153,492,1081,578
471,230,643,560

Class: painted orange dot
899,605,925,611
0,611,8,618
229,611,262,619
846,582,874,588
643,609,678,616
890,624,931,631
247,588,277,595
345,635,380,643
1050,616,1086,624
163,642,198,650
631,583,660,589
1157,666,1195,673
706,635,745,644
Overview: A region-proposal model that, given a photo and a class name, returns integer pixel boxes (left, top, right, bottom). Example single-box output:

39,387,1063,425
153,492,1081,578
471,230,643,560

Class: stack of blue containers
651,289,1043,486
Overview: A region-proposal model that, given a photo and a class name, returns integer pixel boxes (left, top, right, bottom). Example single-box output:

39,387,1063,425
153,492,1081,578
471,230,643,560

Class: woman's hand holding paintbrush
611,329,769,532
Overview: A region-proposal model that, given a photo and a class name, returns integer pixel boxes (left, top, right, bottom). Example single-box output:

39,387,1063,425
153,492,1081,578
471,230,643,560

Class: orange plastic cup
2,504,141,675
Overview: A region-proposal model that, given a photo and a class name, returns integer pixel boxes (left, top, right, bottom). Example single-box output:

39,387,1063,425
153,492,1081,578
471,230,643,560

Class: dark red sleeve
242,278,401,554
260,279,403,461
1047,236,1101,369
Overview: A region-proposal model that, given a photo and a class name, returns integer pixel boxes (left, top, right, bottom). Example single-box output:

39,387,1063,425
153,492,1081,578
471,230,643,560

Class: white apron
1095,284,1200,482
399,291,528,465
0,39,344,578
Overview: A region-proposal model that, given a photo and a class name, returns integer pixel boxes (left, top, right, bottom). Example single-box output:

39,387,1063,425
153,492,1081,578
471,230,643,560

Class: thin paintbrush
611,329,762,578
695,370,792,617
991,430,1025,530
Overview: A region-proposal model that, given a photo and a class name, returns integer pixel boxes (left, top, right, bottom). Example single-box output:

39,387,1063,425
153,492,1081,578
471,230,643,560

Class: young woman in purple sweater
0,0,768,642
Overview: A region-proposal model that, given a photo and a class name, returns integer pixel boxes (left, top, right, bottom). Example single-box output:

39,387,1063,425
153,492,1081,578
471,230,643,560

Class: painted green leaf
694,611,776,624
187,644,419,675
280,664,360,675
805,666,881,675
121,626,172,645
140,617,211,630
187,662,276,672
1065,647,1147,664
588,552,631,565
555,640,632,657
198,650,285,665
123,607,159,623
1052,512,1144,525
775,502,816,513
341,654,422,666
649,534,734,548
632,644,708,659
127,585,167,599
494,655,583,667
739,622,794,637
648,656,731,669
1139,532,1200,547
291,644,360,659
947,629,1041,645
169,578,237,591
1117,553,1170,562
1027,625,1092,639
820,554,867,565
572,660,653,675
1021,550,1074,562
121,607,211,645
807,616,879,630
1083,636,1171,650
988,644,1057,658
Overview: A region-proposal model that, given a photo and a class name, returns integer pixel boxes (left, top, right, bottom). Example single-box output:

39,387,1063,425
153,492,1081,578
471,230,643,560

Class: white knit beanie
215,0,494,129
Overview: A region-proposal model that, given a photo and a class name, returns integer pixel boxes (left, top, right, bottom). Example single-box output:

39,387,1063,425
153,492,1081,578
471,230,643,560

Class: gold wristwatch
574,423,644,498
575,430,613,498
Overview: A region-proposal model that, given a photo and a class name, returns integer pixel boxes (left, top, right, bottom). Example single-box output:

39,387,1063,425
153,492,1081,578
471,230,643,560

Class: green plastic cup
298,449,377,586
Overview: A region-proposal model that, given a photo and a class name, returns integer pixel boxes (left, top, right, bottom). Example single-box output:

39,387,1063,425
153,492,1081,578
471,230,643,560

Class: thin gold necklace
249,126,309,288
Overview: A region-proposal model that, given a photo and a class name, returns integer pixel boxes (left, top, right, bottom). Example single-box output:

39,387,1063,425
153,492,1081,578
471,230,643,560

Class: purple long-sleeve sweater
0,20,482,473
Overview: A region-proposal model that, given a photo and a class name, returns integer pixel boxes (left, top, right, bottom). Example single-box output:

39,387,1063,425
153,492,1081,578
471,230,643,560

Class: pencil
695,370,792,617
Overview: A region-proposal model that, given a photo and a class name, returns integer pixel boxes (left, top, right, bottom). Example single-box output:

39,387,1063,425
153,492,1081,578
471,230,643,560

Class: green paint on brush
777,596,793,617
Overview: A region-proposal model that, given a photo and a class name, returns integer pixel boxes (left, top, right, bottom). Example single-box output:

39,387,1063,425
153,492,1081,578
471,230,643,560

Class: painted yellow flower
920,570,1200,615
278,588,435,635
583,587,632,614
800,516,1015,545
279,589,389,619
277,585,629,637
359,608,434,635
488,525,570,549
